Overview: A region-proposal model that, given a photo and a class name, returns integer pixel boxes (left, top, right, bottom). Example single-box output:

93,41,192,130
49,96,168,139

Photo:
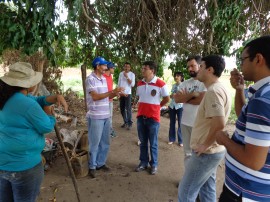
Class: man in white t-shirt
174,55,206,166
178,55,231,202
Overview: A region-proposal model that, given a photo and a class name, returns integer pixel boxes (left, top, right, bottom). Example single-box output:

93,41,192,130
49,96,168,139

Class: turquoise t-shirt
0,93,56,171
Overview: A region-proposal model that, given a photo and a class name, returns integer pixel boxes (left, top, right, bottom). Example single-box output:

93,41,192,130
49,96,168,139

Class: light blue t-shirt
0,93,56,171
169,83,183,110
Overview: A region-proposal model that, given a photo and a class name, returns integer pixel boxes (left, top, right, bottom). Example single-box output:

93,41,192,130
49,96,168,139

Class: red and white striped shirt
136,76,169,122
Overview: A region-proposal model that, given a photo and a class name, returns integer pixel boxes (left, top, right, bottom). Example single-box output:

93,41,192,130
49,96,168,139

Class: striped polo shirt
85,72,110,119
225,76,270,201
136,76,169,122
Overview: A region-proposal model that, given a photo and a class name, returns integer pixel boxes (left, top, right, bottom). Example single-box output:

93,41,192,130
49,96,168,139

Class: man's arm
117,72,122,86
45,95,68,112
123,71,133,85
216,131,269,170
174,90,205,105
194,116,225,155
91,87,124,101
234,89,246,117
160,96,170,107
187,92,205,105
130,72,135,87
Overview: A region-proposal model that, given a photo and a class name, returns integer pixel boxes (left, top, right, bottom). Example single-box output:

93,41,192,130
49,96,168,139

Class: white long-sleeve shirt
118,71,135,94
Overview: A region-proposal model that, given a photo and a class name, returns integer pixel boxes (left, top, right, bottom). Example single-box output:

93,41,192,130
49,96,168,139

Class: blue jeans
109,101,113,134
120,95,132,126
137,116,160,167
168,107,183,144
0,162,44,202
178,150,225,202
87,117,111,169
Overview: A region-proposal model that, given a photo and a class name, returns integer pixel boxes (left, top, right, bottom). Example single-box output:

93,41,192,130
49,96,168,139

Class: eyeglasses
240,56,251,65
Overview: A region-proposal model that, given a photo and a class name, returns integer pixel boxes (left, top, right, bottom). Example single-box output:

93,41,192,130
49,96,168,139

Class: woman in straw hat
0,62,68,202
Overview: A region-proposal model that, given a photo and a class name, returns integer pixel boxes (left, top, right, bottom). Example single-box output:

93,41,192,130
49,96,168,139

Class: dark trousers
120,95,132,126
168,107,183,144
219,185,242,202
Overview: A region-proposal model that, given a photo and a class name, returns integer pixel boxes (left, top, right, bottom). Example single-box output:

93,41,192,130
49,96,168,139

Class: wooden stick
54,124,81,202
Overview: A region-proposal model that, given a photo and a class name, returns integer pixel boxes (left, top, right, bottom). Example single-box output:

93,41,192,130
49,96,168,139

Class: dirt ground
37,104,236,202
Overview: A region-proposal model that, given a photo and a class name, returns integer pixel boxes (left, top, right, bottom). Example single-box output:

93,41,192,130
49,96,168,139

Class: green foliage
1,0,270,78
0,1,59,64
210,1,245,55
168,57,189,80
228,97,238,124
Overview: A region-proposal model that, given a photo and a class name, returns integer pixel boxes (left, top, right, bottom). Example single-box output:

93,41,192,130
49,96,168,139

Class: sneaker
96,165,110,171
179,143,183,147
126,125,131,130
168,142,173,145
150,166,157,175
110,130,117,137
89,169,96,178
135,164,147,172
137,140,141,146
121,123,126,128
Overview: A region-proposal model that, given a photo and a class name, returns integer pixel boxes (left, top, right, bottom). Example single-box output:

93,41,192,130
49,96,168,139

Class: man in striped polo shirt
86,57,124,178
135,61,170,175
216,36,270,201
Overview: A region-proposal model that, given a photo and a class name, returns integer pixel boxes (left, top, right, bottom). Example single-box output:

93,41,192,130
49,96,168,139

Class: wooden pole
54,124,81,202
81,63,87,112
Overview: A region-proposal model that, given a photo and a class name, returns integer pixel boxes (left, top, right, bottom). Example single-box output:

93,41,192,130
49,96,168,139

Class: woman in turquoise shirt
0,62,68,202
168,72,184,146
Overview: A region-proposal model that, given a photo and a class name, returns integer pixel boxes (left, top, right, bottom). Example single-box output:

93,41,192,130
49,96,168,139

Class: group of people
86,35,270,202
0,35,270,202
174,36,270,202
86,57,169,177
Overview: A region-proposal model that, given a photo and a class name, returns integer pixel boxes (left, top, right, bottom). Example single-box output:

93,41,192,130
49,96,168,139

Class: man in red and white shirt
103,62,117,137
135,61,169,175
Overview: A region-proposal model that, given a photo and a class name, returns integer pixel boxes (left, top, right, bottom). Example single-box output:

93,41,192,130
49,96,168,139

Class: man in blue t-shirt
216,36,270,201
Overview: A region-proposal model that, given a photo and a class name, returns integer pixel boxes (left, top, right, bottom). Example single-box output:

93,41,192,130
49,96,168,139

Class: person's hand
180,88,188,95
192,91,200,98
194,144,208,156
216,131,230,145
43,106,54,115
56,95,68,112
113,87,125,96
230,68,244,90
119,93,128,97
124,72,128,78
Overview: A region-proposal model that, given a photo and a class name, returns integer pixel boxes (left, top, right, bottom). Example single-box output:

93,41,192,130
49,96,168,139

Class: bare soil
38,105,235,202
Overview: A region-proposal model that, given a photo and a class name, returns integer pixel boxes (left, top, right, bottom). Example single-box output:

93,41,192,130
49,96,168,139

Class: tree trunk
81,63,87,112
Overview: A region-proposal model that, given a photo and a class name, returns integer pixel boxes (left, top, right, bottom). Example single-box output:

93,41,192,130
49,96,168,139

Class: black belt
139,115,151,119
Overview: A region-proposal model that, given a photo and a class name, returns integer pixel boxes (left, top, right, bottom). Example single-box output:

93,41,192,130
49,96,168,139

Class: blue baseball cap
107,62,116,69
92,56,110,68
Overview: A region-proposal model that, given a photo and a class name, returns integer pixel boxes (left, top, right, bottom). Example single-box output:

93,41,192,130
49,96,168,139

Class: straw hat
0,62,43,88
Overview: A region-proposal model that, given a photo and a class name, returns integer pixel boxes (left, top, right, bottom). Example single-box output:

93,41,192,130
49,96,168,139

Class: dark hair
173,71,184,82
244,35,270,69
124,62,131,66
187,55,202,65
201,55,225,77
0,80,23,110
142,61,157,74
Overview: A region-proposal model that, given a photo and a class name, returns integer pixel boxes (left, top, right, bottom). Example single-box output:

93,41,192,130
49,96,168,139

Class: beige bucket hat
0,62,43,88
